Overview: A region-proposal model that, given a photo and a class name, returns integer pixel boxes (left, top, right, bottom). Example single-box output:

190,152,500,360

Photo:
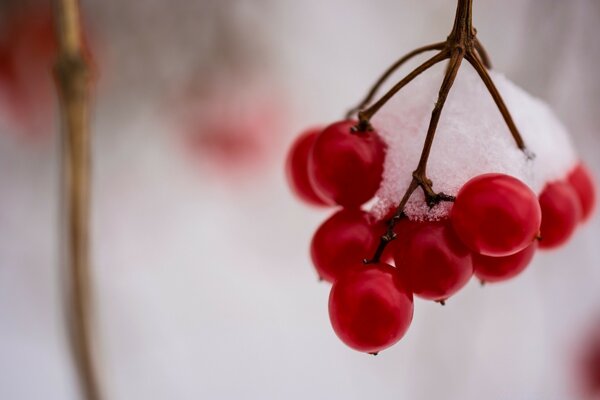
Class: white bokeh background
1,1,599,399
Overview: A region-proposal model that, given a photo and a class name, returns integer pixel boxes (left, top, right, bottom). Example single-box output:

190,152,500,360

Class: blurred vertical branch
53,0,101,399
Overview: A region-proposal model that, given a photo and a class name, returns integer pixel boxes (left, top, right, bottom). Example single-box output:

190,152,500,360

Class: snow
371,63,578,220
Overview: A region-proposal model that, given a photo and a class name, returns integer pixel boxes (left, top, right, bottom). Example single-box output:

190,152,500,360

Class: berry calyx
310,209,379,283
328,263,413,354
285,128,331,207
567,163,596,222
538,181,582,249
393,219,473,302
473,243,537,283
308,120,385,207
450,173,541,257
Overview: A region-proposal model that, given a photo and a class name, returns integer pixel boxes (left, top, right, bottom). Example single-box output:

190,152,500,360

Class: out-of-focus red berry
473,242,537,283
567,163,596,222
393,219,473,302
308,120,385,207
328,263,413,354
310,209,379,283
451,173,541,257
538,181,582,249
0,5,57,135
577,320,600,399
285,128,331,207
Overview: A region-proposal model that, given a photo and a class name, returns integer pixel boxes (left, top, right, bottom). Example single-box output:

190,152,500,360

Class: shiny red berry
310,209,378,283
567,163,596,222
538,181,582,249
473,242,537,283
393,219,473,302
285,128,331,207
308,120,385,207
451,173,541,257
328,263,413,353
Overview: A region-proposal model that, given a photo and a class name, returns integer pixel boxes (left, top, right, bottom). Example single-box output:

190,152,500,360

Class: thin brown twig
353,50,450,131
53,0,101,399
345,42,446,119
357,0,532,263
365,50,463,264
474,38,492,69
464,51,533,156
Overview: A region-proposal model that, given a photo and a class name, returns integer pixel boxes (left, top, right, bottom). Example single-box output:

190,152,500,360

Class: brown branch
474,38,492,69
354,50,450,131
414,51,463,176
365,51,463,264
53,0,102,399
353,0,533,263
345,42,446,119
465,50,533,157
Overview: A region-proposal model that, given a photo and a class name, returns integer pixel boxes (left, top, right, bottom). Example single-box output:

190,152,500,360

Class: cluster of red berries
286,120,596,354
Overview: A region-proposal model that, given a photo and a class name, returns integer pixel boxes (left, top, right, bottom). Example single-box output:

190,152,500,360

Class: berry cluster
286,0,596,354
286,120,596,354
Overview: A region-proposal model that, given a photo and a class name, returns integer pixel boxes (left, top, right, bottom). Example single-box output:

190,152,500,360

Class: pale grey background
1,1,599,399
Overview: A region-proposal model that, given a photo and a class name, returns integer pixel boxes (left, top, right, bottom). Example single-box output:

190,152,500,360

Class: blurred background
1,0,599,399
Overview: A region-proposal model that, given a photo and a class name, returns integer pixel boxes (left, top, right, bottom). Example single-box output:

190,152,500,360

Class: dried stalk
53,0,101,399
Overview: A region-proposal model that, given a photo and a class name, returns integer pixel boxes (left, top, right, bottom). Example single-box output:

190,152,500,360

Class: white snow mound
370,62,578,221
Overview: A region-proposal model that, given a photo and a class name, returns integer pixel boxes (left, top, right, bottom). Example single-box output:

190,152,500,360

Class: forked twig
353,50,450,132
474,38,492,69
353,0,532,263
365,49,463,264
465,50,534,157
345,41,446,119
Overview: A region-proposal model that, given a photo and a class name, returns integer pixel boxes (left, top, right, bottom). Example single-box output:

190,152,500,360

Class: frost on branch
371,63,578,221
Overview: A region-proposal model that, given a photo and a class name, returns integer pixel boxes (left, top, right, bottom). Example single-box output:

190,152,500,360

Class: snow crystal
370,62,578,221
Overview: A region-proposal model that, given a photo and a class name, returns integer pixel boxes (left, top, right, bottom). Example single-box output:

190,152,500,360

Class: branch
365,51,463,264
474,38,492,69
465,50,533,157
414,51,463,175
345,42,445,119
53,0,102,399
355,50,450,130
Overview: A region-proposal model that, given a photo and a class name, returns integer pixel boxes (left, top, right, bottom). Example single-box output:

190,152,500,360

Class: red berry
450,173,541,257
393,219,473,302
328,263,413,353
0,6,57,134
579,322,600,398
538,181,582,249
567,163,596,222
308,120,385,207
285,128,331,207
310,209,378,283
473,242,537,283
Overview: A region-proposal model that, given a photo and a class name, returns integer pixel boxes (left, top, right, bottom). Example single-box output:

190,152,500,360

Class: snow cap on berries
371,64,577,220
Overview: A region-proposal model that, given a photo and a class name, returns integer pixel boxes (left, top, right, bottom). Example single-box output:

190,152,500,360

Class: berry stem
414,50,463,177
351,0,528,155
365,179,419,264
345,41,446,119
53,0,102,399
474,38,492,69
354,50,450,132
363,0,533,264
465,51,533,157
448,0,474,42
